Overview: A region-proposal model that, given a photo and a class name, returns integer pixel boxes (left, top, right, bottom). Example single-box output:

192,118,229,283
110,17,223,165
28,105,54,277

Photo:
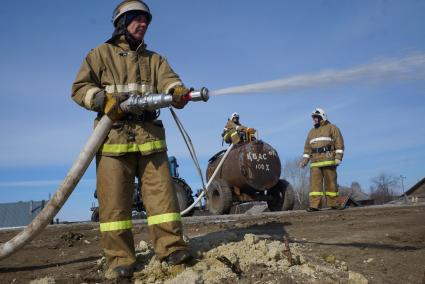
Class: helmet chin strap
125,32,143,51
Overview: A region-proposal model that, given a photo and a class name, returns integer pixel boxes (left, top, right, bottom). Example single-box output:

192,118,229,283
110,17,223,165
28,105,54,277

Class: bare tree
282,158,309,209
370,173,400,204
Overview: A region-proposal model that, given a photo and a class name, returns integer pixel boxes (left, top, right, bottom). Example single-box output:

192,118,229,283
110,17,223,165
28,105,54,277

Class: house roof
350,190,372,201
404,177,425,196
339,186,372,202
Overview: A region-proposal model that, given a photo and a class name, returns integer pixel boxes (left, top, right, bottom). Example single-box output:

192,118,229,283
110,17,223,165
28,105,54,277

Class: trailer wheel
173,177,195,216
267,179,295,211
207,179,233,215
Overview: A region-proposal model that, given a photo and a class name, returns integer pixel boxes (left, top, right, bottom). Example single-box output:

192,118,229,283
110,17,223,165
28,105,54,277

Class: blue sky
0,1,424,221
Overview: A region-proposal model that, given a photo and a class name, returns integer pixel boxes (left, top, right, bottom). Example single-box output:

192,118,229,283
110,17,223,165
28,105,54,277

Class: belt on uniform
124,111,158,121
97,110,159,122
311,145,333,154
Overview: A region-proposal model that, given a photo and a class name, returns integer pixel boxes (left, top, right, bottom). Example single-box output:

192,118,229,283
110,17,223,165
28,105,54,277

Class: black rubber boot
165,250,192,265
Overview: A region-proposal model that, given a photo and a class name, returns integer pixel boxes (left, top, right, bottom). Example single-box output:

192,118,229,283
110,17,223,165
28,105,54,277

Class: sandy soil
0,204,424,283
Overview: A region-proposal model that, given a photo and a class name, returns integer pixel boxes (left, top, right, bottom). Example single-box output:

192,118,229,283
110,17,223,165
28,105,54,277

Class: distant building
404,177,425,203
338,182,374,208
0,200,46,228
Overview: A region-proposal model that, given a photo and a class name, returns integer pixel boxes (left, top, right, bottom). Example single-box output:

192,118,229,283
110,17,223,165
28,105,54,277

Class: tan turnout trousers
96,151,187,269
309,166,339,208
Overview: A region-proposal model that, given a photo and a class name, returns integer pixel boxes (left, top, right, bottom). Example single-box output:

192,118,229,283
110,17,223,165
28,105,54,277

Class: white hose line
0,116,113,260
169,108,206,191
180,143,234,216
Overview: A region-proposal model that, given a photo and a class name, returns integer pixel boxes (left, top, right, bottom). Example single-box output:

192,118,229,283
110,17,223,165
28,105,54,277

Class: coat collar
320,120,330,126
110,35,147,54
315,120,329,129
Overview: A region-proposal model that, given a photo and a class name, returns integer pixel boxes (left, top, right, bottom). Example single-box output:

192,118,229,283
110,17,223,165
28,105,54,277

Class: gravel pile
131,232,365,284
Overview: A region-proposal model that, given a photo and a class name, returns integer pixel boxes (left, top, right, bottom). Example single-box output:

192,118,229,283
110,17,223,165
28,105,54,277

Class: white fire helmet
230,112,239,120
112,0,152,27
311,108,327,121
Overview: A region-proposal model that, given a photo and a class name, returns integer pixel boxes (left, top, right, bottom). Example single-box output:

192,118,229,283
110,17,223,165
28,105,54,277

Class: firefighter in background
222,112,246,144
72,0,191,279
222,113,256,144
300,108,345,212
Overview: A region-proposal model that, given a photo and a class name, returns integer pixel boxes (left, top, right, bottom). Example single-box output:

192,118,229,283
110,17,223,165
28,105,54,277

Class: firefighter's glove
104,93,126,121
299,158,309,168
91,90,106,112
335,159,342,166
170,86,191,109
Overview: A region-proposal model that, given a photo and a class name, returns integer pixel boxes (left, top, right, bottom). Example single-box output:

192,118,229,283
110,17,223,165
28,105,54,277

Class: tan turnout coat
72,35,182,156
222,119,247,144
302,120,344,168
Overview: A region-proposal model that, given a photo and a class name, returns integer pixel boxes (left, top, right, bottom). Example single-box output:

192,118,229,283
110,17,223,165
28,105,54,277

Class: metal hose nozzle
121,87,209,113
184,87,209,102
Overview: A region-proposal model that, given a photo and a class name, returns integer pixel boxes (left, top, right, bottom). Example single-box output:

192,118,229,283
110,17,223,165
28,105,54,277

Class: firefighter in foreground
72,1,191,279
300,108,345,212
222,112,256,144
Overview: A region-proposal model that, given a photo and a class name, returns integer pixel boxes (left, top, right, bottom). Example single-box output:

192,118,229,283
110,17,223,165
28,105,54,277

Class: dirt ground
0,204,424,284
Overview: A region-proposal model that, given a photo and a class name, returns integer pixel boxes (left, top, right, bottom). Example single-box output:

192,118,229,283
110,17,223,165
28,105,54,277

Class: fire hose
0,88,208,261
180,143,234,216
169,107,234,216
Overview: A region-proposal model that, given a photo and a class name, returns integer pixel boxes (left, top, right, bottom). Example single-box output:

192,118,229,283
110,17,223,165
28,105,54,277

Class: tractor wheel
173,177,195,216
267,179,295,211
91,207,100,222
207,179,233,215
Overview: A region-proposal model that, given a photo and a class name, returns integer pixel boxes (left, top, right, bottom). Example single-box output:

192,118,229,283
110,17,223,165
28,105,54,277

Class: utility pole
399,175,407,204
